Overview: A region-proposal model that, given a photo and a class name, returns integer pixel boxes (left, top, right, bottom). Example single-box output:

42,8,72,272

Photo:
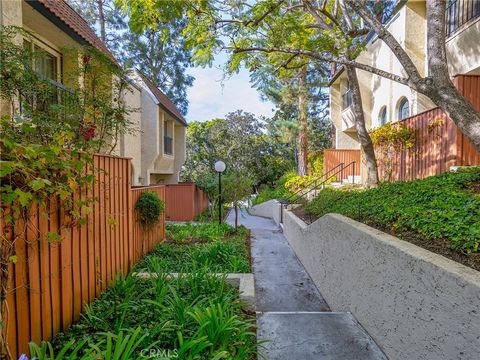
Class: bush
135,191,165,227
48,271,257,358
252,171,296,205
304,167,480,253
134,222,250,273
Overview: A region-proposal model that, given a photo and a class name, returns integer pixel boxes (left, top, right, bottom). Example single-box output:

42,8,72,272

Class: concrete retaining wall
283,209,480,360
249,199,282,225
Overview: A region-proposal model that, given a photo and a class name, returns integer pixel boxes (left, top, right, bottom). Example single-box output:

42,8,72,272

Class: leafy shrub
252,171,296,205
135,191,165,227
253,185,289,205
135,222,250,273
304,167,480,253
166,221,237,243
48,271,257,359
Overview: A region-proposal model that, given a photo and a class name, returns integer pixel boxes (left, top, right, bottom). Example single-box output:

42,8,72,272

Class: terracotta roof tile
34,0,115,61
140,73,187,126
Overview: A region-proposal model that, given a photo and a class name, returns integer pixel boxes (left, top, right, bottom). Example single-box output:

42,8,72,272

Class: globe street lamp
214,160,226,224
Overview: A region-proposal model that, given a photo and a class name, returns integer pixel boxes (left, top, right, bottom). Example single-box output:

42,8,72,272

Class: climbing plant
0,26,135,358
371,122,416,182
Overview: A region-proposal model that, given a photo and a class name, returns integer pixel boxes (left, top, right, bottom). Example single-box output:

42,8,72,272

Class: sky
184,52,276,123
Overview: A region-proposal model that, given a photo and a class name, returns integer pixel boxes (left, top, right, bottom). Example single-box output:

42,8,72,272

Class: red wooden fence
131,186,166,262
323,149,361,180
165,183,209,221
326,75,480,182
1,154,165,358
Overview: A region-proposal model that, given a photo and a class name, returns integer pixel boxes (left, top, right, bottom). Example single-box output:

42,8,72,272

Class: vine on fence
371,122,416,182
0,26,135,358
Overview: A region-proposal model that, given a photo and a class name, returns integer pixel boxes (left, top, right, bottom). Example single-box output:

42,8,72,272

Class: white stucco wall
283,210,480,360
446,18,480,76
140,90,160,185
248,199,282,225
118,84,142,185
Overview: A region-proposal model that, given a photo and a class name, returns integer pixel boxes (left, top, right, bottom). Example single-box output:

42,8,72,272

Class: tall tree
118,0,379,184
67,0,194,115
182,111,267,184
121,20,194,115
118,0,480,150
251,59,331,176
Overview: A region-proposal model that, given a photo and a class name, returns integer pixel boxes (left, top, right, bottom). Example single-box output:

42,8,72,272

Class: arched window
398,97,409,120
378,106,387,126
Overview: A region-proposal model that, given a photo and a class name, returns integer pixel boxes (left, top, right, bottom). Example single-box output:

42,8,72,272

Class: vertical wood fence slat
326,76,480,182
59,203,72,330
323,149,361,180
165,183,210,221
27,203,41,345
2,154,166,359
38,205,52,343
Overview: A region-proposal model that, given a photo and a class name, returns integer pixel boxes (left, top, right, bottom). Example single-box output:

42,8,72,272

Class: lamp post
214,160,226,224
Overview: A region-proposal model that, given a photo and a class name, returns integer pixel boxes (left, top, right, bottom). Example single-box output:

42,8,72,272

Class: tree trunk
425,0,480,152
346,66,379,187
297,66,308,176
234,205,238,228
96,0,106,43
351,0,480,152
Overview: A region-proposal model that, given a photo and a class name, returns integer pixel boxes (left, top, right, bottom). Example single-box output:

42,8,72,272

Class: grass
302,167,480,266
134,222,251,273
31,222,257,359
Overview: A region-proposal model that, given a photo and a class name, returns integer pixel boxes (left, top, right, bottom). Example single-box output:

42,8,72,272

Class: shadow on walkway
227,208,387,360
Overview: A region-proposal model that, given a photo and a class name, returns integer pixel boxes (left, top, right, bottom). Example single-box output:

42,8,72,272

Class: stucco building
0,0,187,186
116,70,187,186
328,0,480,181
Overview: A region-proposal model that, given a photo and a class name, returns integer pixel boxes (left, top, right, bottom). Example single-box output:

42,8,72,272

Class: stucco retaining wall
283,209,480,360
249,199,282,225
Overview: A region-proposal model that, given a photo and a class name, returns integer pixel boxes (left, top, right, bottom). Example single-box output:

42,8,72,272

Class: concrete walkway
227,208,387,360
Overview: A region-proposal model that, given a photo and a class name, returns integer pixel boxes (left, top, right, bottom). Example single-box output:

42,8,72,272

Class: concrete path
227,208,387,360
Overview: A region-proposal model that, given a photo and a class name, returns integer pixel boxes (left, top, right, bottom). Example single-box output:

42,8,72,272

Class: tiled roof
32,0,115,61
139,73,188,126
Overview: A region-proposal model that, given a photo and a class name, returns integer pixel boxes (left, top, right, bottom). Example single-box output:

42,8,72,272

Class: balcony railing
446,0,480,37
164,136,173,155
342,90,352,110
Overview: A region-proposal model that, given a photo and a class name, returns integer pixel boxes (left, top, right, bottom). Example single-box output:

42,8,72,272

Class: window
378,106,387,126
341,80,352,110
23,39,59,81
20,39,62,115
398,98,409,120
34,45,57,81
164,120,173,155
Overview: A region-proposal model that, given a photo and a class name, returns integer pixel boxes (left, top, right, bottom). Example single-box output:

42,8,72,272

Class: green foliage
371,122,416,181
0,27,135,224
47,268,257,358
252,186,290,206
181,112,267,185
135,222,250,273
29,328,148,360
68,0,194,115
167,222,237,243
304,168,480,253
370,122,416,149
134,191,165,227
221,172,255,208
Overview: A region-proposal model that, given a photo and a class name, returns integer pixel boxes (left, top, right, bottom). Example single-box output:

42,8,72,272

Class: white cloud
185,56,275,122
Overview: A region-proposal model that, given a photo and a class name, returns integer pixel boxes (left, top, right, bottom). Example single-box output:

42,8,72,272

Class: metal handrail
283,162,345,203
287,161,357,205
